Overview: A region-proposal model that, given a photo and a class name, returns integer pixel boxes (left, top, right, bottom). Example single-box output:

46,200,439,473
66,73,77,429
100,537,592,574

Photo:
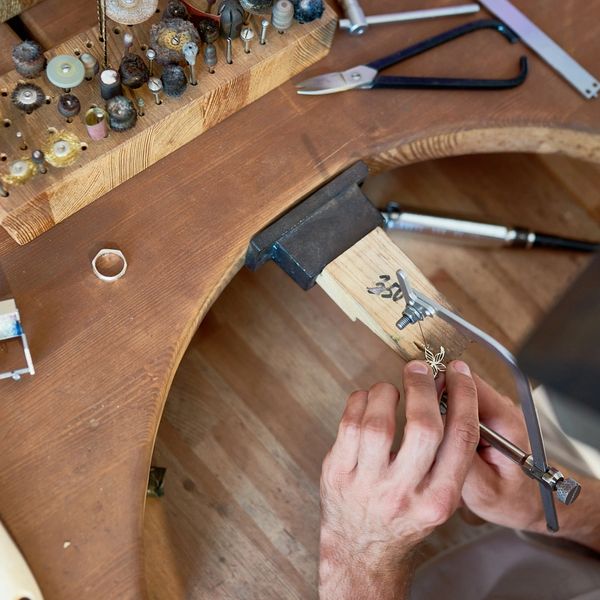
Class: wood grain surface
0,3,336,244
0,0,599,598
144,154,599,598
0,0,44,23
318,227,469,359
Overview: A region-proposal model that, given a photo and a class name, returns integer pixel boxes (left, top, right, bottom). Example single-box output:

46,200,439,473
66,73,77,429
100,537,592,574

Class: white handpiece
0,521,44,600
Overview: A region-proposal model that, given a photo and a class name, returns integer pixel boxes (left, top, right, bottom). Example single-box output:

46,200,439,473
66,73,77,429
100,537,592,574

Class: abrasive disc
106,0,159,25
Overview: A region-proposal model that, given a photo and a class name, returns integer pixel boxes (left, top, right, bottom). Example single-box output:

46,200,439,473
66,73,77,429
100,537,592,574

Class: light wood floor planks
144,154,600,599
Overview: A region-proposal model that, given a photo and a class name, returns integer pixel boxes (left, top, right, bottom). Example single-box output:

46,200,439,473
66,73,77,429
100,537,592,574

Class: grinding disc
106,0,159,25
46,55,85,90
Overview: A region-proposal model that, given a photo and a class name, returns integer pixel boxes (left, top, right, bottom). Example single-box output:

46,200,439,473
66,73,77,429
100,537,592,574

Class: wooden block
0,0,43,23
317,227,470,362
0,24,20,76
0,2,337,245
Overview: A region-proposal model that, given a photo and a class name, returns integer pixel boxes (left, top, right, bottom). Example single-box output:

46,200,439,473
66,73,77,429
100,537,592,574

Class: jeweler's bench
0,1,599,598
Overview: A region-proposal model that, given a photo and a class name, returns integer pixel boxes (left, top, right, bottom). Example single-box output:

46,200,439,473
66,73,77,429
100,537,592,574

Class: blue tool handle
371,56,528,89
367,18,519,73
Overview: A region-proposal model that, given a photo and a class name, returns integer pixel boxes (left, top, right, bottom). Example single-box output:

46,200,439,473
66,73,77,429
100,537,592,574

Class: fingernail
407,360,429,374
452,361,471,376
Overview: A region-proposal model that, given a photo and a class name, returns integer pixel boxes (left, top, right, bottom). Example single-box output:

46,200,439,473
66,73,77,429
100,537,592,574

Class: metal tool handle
366,19,519,72
370,57,528,90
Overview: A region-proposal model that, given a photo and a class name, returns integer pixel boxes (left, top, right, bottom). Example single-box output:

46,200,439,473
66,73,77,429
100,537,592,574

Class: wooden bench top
0,1,598,597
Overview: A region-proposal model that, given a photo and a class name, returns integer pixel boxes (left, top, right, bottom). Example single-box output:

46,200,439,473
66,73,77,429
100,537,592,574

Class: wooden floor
143,153,600,599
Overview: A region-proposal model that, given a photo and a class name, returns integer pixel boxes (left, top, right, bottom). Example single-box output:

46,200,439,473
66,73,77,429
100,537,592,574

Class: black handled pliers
296,19,528,95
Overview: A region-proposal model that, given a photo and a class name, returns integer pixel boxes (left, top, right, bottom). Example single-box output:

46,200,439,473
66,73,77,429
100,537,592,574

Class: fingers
356,383,400,479
329,390,368,473
391,361,443,484
429,361,480,495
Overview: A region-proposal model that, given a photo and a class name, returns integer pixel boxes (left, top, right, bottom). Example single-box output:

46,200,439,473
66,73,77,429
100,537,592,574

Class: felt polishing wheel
46,55,85,90
106,0,159,25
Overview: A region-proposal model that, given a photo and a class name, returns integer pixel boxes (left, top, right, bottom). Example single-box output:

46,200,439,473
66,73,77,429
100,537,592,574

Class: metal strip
480,0,599,99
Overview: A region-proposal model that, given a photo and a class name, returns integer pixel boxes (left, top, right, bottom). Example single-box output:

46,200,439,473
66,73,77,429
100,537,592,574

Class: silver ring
92,248,127,282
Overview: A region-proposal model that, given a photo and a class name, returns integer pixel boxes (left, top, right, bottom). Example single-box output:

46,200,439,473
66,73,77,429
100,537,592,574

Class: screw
147,76,163,105
241,26,254,53
260,19,269,44
146,48,156,77
226,37,233,64
396,315,412,330
31,149,47,174
183,42,198,85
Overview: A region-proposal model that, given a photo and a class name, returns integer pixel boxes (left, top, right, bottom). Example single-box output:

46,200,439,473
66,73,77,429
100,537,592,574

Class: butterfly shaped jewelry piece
424,346,447,379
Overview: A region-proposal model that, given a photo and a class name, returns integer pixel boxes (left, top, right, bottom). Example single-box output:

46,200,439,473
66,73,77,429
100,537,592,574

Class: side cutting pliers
297,19,528,95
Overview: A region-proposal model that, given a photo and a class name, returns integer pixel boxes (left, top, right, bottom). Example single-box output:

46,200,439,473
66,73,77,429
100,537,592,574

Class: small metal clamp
0,299,35,381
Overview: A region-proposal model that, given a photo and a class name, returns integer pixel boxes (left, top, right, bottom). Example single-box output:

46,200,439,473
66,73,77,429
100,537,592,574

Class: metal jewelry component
183,41,199,85
92,248,128,282
106,0,159,25
85,106,109,140
31,149,47,174
11,82,45,114
259,18,269,44
161,63,187,96
241,26,254,53
2,160,36,186
226,37,233,64
43,130,82,167
204,43,217,73
0,299,35,381
46,55,85,91
147,77,163,104
339,3,480,33
106,95,138,131
424,345,446,379
57,93,81,121
80,53,100,80
272,0,294,32
480,0,599,99
100,69,123,100
16,131,27,151
12,40,46,78
393,270,578,532
145,47,156,76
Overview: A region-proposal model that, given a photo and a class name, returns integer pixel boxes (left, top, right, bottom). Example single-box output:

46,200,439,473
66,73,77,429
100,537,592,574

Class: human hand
461,376,600,551
319,360,480,600
459,375,546,532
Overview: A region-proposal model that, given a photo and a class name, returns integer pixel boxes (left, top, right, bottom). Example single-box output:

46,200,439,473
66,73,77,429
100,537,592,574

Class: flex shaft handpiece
439,395,581,506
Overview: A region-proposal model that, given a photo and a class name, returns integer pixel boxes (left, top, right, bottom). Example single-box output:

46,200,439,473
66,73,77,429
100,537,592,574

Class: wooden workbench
0,1,599,598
